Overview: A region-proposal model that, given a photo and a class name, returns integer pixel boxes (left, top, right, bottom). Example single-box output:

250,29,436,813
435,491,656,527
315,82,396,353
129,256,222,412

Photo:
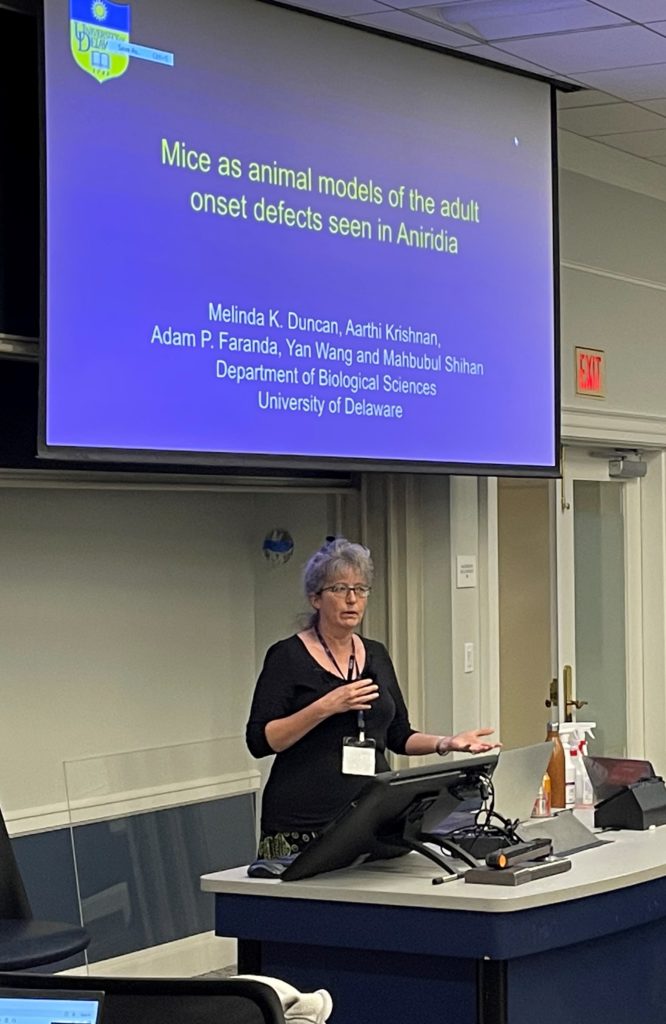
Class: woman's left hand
449,728,501,754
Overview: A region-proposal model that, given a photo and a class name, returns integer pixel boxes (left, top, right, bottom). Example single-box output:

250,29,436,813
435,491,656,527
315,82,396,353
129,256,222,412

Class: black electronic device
448,833,515,859
280,753,498,882
485,838,552,869
583,755,666,830
464,858,571,886
584,755,657,803
594,777,666,831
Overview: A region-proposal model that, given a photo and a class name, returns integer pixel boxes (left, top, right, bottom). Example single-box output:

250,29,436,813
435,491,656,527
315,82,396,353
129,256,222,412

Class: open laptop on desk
0,989,104,1024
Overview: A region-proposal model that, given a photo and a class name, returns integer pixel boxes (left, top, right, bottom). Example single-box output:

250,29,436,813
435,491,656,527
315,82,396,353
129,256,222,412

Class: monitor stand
382,834,480,876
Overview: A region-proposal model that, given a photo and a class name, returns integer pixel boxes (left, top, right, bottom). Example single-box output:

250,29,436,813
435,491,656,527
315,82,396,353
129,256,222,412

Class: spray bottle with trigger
574,722,596,807
558,722,595,809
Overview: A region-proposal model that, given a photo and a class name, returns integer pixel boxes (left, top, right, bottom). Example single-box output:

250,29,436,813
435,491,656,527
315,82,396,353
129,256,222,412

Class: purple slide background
44,0,556,467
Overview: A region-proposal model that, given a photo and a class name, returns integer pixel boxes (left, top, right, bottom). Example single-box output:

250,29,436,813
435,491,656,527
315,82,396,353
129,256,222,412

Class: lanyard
315,626,366,739
315,625,357,681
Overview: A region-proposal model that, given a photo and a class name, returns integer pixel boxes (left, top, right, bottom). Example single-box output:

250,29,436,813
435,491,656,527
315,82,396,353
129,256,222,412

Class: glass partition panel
64,738,259,970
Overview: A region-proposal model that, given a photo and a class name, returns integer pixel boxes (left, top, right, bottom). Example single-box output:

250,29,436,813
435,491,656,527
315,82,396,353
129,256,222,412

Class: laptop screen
0,989,103,1024
489,742,553,823
583,755,656,803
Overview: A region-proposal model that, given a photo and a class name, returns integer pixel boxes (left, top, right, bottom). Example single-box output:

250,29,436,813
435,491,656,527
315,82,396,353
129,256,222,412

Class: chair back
0,808,31,919
0,973,286,1024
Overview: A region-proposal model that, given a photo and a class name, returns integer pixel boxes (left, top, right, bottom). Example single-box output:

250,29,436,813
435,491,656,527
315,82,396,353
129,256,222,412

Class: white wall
558,134,666,444
251,491,358,673
420,475,453,736
0,483,346,833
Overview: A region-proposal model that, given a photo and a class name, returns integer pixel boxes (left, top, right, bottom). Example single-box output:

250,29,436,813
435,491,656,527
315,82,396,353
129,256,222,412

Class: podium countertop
201,814,666,913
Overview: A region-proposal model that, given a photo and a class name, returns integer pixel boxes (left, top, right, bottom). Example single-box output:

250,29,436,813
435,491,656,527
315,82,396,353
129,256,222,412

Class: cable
432,776,523,855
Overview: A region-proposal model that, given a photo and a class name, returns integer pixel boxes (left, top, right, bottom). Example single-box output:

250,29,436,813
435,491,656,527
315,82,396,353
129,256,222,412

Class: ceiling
278,0,666,171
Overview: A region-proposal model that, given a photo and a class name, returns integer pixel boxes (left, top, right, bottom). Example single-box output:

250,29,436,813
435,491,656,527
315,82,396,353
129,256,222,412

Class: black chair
0,805,90,969
0,972,287,1024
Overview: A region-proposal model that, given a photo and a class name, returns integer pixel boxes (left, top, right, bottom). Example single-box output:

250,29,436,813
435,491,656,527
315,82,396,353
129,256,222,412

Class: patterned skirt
257,829,321,859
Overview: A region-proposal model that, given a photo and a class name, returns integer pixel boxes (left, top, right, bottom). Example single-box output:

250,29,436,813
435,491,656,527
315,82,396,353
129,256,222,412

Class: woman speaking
246,537,498,859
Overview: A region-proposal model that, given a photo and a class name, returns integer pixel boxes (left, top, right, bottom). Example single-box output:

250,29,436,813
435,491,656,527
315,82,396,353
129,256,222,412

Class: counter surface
201,819,666,912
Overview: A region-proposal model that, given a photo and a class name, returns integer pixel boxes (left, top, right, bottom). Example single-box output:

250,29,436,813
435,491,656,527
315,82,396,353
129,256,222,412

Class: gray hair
303,537,374,622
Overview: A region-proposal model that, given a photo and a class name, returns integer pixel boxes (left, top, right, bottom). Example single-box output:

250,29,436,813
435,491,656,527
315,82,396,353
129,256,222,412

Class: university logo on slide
70,0,131,83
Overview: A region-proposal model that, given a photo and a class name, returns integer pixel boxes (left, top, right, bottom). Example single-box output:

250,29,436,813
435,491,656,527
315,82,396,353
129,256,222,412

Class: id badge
342,736,376,776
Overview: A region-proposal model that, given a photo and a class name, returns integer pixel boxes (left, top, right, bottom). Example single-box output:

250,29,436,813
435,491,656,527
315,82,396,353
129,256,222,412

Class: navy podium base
216,876,666,1024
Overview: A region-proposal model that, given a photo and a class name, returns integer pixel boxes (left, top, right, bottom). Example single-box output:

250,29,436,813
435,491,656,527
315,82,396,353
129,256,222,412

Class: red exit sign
575,347,605,397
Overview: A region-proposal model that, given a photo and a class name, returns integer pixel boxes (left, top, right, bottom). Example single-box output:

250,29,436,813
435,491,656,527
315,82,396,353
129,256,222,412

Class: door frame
555,446,644,755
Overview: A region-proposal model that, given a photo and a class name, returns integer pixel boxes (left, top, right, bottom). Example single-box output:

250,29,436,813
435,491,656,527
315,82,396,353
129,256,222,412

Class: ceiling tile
573,64,666,100
589,0,666,20
557,89,621,107
358,0,430,6
279,0,389,14
494,25,666,74
558,101,666,134
457,41,569,76
349,9,474,45
370,0,449,7
406,1,624,42
596,127,666,156
639,98,666,115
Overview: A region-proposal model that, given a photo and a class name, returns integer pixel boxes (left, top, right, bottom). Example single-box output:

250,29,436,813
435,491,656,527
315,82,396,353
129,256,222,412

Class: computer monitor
281,752,498,881
0,989,104,1024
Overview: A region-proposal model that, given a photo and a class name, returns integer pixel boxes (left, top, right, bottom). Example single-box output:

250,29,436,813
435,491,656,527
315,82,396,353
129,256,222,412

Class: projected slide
43,0,556,470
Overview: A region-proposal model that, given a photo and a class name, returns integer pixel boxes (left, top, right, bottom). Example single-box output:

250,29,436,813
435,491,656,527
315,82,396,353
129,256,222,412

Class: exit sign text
575,347,605,397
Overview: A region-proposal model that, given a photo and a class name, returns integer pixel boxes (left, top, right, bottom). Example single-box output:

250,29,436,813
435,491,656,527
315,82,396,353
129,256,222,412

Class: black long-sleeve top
246,634,417,831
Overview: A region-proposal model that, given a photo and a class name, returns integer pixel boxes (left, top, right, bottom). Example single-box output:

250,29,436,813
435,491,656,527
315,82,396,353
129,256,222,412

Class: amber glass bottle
546,722,566,810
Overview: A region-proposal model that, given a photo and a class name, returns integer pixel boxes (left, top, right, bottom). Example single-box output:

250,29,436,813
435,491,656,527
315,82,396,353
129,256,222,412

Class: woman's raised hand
320,679,379,716
448,727,500,754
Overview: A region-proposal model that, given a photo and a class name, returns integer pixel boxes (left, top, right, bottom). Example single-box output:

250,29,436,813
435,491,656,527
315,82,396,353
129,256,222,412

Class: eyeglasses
319,584,372,598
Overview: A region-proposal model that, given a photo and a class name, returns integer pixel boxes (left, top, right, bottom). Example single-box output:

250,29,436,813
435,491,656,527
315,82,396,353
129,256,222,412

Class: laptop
490,742,553,823
0,988,104,1024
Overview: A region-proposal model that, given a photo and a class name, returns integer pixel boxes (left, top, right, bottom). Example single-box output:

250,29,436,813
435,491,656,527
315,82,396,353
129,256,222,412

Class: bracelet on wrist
435,736,452,756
